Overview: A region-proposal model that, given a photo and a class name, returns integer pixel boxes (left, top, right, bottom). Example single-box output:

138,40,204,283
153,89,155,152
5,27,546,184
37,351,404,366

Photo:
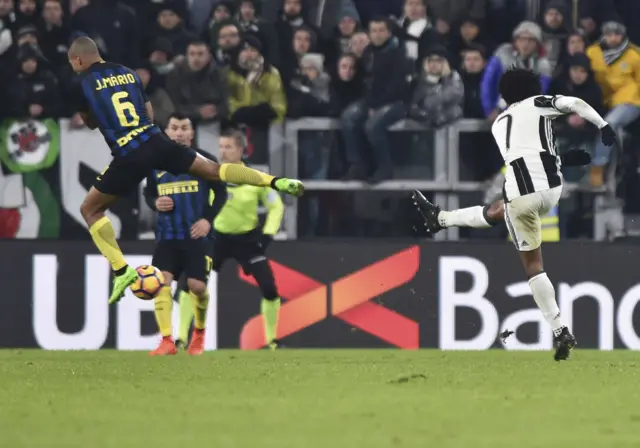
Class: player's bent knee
187,278,207,296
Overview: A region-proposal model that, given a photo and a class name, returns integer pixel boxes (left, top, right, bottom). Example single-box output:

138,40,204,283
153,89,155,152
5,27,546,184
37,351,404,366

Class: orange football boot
149,336,177,356
187,329,205,356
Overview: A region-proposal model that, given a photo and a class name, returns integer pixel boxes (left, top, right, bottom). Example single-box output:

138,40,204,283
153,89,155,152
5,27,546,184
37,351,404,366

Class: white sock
438,206,491,229
528,272,564,336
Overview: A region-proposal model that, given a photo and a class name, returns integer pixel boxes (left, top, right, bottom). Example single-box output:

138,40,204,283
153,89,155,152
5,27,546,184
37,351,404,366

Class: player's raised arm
544,96,616,146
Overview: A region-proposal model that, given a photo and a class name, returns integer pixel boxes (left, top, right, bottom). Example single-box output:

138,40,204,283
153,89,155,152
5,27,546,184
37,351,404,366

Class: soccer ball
130,265,165,300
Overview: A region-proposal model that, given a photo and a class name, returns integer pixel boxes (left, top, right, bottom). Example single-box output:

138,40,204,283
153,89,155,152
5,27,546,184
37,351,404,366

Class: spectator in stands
409,46,464,128
577,0,618,42
429,0,485,45
236,0,280,67
449,16,494,70
330,52,364,114
587,21,640,186
540,1,570,73
227,35,287,127
481,21,551,121
549,53,603,178
348,30,369,59
16,24,37,47
5,43,61,119
288,53,333,118
15,0,38,29
148,37,176,81
71,0,140,68
327,11,360,67
136,62,175,128
341,17,408,182
150,3,194,58
166,40,228,123
460,46,486,119
204,1,235,49
275,0,318,75
553,29,587,77
282,25,318,86
395,0,437,71
214,22,242,67
38,0,70,73
189,0,217,34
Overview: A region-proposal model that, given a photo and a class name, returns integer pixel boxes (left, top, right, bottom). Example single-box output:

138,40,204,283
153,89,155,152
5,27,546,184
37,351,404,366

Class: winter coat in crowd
460,68,485,118
165,58,229,121
329,60,365,114
287,53,334,117
409,59,464,128
361,36,410,109
395,15,439,68
137,62,176,128
540,1,571,73
4,46,62,119
481,21,552,116
352,0,402,26
587,34,640,108
226,58,287,126
448,17,494,69
549,53,603,114
71,0,141,68
37,18,71,72
149,20,195,58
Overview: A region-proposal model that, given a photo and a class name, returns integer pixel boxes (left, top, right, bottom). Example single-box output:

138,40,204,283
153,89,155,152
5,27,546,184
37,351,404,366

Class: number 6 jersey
492,95,607,201
71,61,161,156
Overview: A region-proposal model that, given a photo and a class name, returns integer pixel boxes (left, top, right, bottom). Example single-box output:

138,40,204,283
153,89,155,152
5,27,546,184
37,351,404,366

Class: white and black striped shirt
492,95,607,201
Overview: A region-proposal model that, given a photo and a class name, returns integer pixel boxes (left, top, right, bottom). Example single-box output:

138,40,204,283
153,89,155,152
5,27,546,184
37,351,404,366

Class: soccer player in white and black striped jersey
413,68,616,361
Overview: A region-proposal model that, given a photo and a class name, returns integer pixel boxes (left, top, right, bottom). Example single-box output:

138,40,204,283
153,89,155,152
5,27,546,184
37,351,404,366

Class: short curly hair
498,68,542,105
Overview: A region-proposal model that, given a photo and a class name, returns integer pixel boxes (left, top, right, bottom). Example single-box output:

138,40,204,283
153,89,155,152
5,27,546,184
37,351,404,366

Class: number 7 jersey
71,61,160,156
492,95,564,202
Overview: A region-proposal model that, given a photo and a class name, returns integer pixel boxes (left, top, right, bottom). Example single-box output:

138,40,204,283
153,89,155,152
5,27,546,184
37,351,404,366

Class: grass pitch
1,350,639,448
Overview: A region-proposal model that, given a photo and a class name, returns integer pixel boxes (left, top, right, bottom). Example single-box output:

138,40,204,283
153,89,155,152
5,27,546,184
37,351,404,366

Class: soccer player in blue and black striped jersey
67,36,304,304
144,113,226,356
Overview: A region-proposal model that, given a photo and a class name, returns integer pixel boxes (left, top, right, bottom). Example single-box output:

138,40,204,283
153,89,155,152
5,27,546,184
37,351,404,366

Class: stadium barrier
1,240,638,350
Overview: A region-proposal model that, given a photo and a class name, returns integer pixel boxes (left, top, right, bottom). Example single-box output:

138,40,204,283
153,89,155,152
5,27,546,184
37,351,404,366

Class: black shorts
212,231,265,273
152,239,213,283
94,133,197,196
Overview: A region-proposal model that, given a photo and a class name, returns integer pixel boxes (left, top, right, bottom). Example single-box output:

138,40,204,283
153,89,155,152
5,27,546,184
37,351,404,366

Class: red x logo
238,246,420,349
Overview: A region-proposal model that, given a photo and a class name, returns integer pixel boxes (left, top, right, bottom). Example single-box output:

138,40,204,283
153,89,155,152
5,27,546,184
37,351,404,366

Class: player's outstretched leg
412,190,504,233
150,271,177,356
249,259,281,349
186,278,209,356
80,187,138,304
188,153,304,197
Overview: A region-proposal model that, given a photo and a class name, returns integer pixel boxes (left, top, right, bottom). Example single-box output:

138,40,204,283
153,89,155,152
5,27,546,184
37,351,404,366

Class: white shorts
504,186,562,251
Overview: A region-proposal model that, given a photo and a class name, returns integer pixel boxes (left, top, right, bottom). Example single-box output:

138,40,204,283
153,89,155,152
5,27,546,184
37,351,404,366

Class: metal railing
274,118,615,240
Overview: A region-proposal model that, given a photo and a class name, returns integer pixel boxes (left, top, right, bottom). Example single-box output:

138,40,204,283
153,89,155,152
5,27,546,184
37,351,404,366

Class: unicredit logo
238,246,421,349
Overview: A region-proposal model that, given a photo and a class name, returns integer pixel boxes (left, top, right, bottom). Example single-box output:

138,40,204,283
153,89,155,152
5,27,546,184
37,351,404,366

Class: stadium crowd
0,0,639,188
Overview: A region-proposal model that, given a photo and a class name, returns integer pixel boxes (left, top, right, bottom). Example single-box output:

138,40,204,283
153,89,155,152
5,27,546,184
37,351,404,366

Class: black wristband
270,177,281,190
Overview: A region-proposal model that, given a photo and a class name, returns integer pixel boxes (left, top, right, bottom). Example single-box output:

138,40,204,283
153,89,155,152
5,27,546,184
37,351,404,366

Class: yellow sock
89,216,127,271
154,286,173,337
219,163,274,186
189,289,209,330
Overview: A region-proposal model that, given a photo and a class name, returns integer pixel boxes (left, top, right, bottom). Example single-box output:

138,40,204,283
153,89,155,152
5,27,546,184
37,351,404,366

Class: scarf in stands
601,38,629,65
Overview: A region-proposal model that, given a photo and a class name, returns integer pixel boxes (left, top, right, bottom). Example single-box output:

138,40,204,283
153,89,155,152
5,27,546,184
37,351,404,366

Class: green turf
1,350,639,447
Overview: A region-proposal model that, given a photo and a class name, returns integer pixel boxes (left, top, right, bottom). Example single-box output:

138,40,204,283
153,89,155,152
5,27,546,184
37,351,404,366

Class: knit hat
150,37,174,58
17,43,39,62
243,34,262,52
567,53,591,70
513,21,542,43
16,24,38,39
158,1,186,19
544,0,566,15
300,53,324,72
602,21,627,37
424,45,448,60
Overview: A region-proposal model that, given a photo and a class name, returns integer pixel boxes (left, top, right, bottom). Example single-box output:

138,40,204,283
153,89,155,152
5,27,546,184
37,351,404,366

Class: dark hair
498,68,541,105
462,43,486,58
166,113,192,125
220,128,247,149
187,39,210,49
369,15,391,30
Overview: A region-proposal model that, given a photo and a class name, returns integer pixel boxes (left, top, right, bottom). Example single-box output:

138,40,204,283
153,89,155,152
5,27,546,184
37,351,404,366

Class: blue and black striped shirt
144,151,228,241
72,61,161,157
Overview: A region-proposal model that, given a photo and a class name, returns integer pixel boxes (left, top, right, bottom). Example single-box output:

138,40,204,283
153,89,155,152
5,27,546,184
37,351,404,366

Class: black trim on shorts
510,157,534,196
